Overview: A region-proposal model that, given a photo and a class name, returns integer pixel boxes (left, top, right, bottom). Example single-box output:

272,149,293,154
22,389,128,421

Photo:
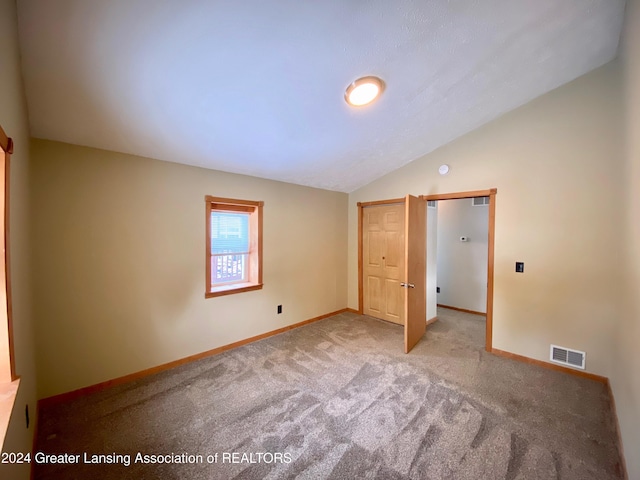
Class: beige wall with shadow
30,139,348,398
0,1,38,479
348,61,625,377
614,0,640,477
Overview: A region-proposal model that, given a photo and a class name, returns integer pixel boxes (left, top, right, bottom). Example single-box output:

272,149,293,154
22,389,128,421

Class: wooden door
362,203,405,325
404,194,427,353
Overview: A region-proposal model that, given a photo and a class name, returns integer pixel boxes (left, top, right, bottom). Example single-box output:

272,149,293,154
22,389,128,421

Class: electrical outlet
436,287,440,293
277,305,282,314
516,262,524,273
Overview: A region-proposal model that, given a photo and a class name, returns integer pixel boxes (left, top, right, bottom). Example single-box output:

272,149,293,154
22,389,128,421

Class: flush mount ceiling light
345,76,385,107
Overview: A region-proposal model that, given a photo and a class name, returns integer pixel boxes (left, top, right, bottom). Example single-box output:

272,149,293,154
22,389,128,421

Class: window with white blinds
210,212,250,284
205,197,263,297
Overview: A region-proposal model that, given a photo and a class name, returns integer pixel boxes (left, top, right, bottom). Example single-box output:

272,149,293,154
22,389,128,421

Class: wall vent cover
472,196,489,206
550,344,585,370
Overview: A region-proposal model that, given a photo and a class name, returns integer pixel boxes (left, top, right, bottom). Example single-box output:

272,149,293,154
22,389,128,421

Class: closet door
363,203,405,325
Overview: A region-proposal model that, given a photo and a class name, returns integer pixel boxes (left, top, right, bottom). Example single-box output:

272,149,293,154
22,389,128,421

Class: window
427,200,437,209
0,125,14,384
205,196,263,297
0,125,18,452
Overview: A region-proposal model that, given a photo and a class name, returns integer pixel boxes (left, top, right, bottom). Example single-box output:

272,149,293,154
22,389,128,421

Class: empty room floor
34,309,623,479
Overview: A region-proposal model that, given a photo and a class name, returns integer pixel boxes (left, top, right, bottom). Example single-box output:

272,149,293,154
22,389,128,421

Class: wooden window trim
205,196,263,298
0,126,14,380
0,124,18,452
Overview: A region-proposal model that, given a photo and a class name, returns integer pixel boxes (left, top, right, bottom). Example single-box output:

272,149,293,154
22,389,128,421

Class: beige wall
436,199,488,313
615,0,640,476
348,61,625,376
31,140,348,398
0,0,38,479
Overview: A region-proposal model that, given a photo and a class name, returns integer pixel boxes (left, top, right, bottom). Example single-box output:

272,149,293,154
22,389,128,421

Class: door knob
400,283,415,288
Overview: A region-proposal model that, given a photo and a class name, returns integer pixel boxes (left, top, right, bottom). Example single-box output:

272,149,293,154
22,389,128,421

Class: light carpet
34,308,623,479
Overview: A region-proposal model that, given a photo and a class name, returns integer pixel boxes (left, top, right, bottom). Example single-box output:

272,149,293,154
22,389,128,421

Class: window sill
0,377,20,452
205,283,263,298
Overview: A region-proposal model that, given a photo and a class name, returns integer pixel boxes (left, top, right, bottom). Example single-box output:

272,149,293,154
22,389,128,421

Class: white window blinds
210,212,250,254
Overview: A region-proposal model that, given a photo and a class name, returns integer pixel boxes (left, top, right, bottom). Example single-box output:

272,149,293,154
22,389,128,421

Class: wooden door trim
357,205,364,314
420,188,496,201
486,190,496,352
422,189,497,352
357,198,405,207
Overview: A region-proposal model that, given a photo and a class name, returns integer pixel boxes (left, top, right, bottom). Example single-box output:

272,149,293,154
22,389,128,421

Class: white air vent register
550,345,585,370
472,196,490,206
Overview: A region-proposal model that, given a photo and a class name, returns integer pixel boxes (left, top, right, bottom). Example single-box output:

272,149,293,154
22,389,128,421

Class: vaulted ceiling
17,0,626,192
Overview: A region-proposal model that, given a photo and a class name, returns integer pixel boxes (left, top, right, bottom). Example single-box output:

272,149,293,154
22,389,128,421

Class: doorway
358,195,426,353
422,189,496,352
357,189,496,353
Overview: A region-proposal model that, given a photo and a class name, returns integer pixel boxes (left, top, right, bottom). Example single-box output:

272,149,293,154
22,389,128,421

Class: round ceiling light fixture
345,76,385,107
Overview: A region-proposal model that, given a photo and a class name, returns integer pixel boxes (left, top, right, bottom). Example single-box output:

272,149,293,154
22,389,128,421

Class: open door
404,194,427,353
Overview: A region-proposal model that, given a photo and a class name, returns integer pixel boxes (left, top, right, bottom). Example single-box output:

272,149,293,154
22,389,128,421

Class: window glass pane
212,254,247,283
211,212,250,254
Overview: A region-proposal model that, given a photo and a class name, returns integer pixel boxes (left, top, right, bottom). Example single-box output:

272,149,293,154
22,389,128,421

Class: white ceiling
17,0,626,192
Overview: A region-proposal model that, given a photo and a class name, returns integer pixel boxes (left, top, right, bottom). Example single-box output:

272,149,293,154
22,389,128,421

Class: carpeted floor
34,308,624,479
